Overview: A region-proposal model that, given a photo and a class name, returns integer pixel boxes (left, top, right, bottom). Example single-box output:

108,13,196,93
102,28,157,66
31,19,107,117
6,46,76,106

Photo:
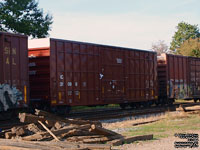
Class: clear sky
38,0,200,50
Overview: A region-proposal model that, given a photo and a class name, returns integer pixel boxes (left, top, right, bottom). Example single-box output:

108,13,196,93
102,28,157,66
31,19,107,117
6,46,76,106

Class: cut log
27,123,42,133
89,124,122,137
109,134,153,146
59,128,97,140
132,119,162,126
19,113,46,124
38,121,60,141
22,124,91,141
35,109,63,120
54,121,62,130
56,124,94,140
44,120,57,128
0,129,11,138
0,139,91,150
19,113,58,128
54,121,67,130
82,135,122,144
66,135,104,142
61,130,97,138
11,126,26,136
5,132,15,139
0,146,36,150
0,145,88,150
35,109,102,127
22,132,46,141
0,143,110,150
79,144,111,150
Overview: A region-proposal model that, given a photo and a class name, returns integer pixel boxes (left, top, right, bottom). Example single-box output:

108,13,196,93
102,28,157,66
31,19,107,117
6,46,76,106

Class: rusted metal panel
188,57,200,98
49,40,102,106
126,50,157,102
101,47,126,100
158,53,191,99
29,38,158,107
0,32,29,111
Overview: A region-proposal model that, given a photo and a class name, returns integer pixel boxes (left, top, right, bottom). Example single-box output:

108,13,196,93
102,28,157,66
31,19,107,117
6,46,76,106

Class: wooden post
109,134,153,146
89,124,122,137
38,121,60,142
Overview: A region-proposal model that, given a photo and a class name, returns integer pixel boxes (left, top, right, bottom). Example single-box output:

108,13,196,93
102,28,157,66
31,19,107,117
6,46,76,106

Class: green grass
123,113,200,140
71,104,119,111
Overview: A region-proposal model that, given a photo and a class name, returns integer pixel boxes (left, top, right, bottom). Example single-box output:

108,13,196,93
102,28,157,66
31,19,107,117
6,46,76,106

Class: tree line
152,22,200,57
0,0,199,57
0,0,52,38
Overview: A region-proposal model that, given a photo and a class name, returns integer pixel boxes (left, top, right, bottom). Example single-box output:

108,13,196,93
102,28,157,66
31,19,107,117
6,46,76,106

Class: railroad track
67,106,176,120
0,102,199,131
67,102,200,121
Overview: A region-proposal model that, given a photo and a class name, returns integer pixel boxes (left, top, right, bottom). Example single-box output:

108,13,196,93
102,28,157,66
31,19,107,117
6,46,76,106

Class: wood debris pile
0,109,153,150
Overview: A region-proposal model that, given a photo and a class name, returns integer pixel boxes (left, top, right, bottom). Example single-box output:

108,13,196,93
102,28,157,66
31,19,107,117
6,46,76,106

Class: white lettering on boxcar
60,82,64,87
75,91,79,96
60,74,64,80
67,82,72,86
116,58,122,64
100,74,104,79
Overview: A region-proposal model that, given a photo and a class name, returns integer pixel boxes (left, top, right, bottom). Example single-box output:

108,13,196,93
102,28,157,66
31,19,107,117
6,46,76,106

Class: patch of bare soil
114,130,200,150
102,111,199,150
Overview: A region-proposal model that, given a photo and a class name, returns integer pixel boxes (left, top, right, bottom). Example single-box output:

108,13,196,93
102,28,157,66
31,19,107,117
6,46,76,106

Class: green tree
170,22,200,52
0,0,53,38
177,38,200,57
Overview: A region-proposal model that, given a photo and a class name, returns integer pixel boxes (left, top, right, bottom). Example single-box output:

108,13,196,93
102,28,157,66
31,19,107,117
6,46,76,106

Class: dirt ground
114,130,200,150
102,111,200,150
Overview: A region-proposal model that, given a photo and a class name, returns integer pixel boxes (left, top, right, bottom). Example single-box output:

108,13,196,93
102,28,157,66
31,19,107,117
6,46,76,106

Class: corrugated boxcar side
188,57,200,98
158,53,189,99
100,47,125,101
49,39,158,106
50,40,101,106
125,50,157,102
159,53,200,100
0,32,29,110
28,38,157,107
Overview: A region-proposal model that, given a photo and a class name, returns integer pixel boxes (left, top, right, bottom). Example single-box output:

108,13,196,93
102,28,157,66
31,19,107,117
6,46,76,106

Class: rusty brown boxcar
158,53,200,103
28,38,158,112
0,32,29,112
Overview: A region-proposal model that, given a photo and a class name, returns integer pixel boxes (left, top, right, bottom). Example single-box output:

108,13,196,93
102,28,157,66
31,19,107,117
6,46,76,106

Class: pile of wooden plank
0,109,153,150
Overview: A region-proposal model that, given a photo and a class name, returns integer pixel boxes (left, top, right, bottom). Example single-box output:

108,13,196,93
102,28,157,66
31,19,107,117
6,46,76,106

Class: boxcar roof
28,37,156,53
0,31,27,38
